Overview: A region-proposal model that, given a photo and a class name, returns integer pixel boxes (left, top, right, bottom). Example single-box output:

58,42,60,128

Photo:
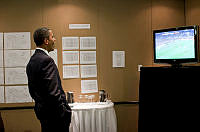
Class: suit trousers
40,118,70,132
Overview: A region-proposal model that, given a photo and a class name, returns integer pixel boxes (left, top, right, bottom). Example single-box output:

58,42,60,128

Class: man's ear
44,38,49,45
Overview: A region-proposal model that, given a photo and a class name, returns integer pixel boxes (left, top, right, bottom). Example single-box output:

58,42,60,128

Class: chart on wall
62,36,98,93
112,51,125,68
1,32,33,103
0,33,3,49
0,33,3,68
5,86,32,103
0,86,4,103
0,68,4,85
0,33,3,87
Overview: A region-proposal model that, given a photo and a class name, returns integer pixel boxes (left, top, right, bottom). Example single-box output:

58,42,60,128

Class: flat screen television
153,25,199,66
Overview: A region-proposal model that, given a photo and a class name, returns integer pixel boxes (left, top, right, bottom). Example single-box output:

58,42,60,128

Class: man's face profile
46,30,56,52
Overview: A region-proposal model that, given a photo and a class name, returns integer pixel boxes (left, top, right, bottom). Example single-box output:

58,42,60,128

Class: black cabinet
138,66,200,132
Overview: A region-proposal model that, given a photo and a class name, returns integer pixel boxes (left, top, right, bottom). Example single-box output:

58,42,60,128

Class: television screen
153,25,199,65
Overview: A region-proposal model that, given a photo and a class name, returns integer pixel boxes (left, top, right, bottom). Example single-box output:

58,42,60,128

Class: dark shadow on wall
0,112,4,132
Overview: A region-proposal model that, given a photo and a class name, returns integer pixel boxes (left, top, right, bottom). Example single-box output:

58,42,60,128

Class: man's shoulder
29,50,53,66
33,50,51,60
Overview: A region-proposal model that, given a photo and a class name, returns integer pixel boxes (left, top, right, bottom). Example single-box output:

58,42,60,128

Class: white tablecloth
69,102,117,132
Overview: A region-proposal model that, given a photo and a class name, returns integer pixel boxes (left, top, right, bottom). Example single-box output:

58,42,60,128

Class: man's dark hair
33,27,50,46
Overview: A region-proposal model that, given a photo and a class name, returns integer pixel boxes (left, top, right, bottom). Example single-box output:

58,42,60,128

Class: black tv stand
170,63,183,68
139,66,200,132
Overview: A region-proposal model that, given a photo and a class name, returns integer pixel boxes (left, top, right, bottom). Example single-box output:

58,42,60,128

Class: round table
69,102,117,132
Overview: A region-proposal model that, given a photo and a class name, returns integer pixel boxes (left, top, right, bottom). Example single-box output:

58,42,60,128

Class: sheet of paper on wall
80,37,96,50
0,33,3,49
0,50,3,67
49,49,58,66
80,65,97,78
5,67,28,85
0,86,4,103
69,24,90,29
63,51,79,64
4,32,31,49
81,80,98,93
31,49,35,56
112,51,125,67
63,65,80,79
5,85,32,103
4,50,31,67
62,37,79,50
80,51,96,64
0,68,4,85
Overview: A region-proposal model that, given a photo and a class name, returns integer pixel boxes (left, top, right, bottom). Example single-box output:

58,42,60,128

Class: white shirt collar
36,47,49,56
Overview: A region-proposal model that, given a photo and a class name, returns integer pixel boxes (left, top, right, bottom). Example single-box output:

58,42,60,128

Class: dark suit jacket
26,49,71,125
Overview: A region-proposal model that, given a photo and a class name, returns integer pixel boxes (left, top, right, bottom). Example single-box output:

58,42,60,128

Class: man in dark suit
26,27,71,132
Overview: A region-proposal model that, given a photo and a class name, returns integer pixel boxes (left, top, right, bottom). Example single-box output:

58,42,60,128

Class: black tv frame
153,25,199,67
